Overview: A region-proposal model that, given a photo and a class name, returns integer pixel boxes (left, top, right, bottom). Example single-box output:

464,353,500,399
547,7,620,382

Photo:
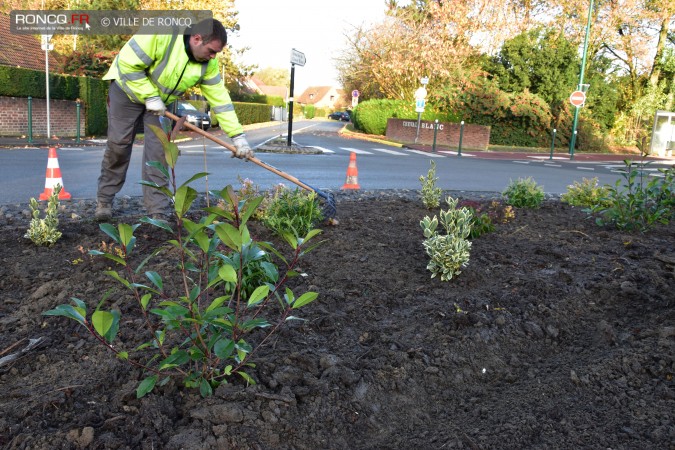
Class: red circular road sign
570,90,586,107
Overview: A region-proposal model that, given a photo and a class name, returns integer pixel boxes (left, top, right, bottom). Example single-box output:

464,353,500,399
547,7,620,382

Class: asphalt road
0,120,672,205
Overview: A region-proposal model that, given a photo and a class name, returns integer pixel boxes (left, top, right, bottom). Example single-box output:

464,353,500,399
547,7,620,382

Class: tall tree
485,27,580,105
254,67,290,87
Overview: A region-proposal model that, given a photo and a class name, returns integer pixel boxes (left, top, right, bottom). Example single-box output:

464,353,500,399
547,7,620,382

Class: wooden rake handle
164,111,314,192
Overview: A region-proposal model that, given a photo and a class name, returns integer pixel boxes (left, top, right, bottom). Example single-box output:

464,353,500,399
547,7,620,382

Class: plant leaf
247,285,270,307
98,223,120,243
91,310,114,339
199,378,213,397
136,375,158,398
214,338,235,359
42,303,86,325
145,271,163,290
218,264,238,283
292,291,318,309
158,350,189,370
237,371,256,386
174,185,198,217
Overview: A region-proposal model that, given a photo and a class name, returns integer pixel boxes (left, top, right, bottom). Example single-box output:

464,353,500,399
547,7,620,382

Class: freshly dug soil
0,192,673,449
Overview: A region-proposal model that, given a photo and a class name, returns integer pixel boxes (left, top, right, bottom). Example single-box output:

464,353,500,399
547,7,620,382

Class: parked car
328,111,350,121
171,101,211,130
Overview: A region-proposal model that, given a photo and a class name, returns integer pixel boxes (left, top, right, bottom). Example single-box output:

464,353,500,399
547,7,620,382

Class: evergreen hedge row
0,66,108,135
210,102,271,127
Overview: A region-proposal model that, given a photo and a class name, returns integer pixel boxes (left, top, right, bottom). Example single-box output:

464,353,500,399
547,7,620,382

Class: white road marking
292,124,319,134
544,163,561,167
310,146,335,154
371,148,408,156
406,149,446,158
438,151,475,157
529,155,568,160
339,147,373,155
577,167,595,171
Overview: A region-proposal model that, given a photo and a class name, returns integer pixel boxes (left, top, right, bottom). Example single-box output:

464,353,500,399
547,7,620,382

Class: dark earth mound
1,193,673,449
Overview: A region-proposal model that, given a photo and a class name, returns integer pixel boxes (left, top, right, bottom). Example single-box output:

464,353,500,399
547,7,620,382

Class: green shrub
78,76,109,135
420,196,473,281
263,187,324,238
352,99,444,136
233,102,271,125
43,125,322,398
24,186,62,246
502,177,545,208
265,96,285,107
303,105,316,119
457,199,516,239
560,177,611,207
587,160,675,231
450,79,553,147
419,160,442,209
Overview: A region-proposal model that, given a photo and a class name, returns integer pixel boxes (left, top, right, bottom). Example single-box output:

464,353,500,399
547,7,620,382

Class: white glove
232,134,254,159
145,96,166,115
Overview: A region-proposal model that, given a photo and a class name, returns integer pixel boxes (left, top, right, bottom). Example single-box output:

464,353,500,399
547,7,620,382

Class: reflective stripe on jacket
103,33,243,137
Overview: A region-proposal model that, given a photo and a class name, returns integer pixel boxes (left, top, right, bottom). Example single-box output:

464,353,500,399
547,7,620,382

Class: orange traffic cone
39,147,71,200
341,152,360,190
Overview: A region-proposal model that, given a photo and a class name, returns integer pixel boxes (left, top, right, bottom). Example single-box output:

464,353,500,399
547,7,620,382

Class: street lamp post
569,0,595,160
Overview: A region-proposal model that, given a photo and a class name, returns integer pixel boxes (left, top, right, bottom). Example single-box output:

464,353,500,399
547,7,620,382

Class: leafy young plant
420,196,473,281
419,160,443,209
502,177,545,208
43,124,323,398
587,160,675,231
457,199,515,239
262,186,324,238
223,177,285,221
560,177,611,208
24,185,62,246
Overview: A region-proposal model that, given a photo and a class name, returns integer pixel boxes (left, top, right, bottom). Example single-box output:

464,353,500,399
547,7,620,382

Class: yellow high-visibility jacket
103,32,243,137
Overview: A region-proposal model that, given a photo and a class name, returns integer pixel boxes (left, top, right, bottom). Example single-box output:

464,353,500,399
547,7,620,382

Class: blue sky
233,0,397,92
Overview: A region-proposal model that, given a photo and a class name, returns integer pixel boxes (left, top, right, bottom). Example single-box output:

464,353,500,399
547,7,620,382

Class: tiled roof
0,14,47,71
258,84,287,99
296,86,333,105
245,76,288,100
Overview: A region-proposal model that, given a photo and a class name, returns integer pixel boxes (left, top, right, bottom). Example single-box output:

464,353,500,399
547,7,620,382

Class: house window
309,94,314,100
330,95,335,101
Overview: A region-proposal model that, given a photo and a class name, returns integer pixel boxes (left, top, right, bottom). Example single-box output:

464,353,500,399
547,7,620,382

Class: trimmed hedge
78,77,108,135
211,102,271,127
0,66,108,135
303,105,316,119
234,102,271,125
352,99,448,136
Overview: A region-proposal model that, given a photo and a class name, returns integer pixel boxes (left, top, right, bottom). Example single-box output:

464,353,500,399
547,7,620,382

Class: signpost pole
569,0,594,160
415,111,422,144
287,49,306,147
42,35,53,144
287,63,295,147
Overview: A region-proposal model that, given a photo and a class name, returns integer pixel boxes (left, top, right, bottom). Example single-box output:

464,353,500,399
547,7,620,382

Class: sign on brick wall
385,118,490,150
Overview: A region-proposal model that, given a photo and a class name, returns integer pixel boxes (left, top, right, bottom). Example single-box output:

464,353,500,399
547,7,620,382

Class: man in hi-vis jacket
96,18,252,221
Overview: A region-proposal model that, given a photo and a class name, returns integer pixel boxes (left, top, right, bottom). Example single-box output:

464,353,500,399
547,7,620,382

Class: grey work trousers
97,81,170,215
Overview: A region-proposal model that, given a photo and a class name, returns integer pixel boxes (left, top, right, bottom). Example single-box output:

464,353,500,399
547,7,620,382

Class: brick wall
0,96,87,137
386,118,491,151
